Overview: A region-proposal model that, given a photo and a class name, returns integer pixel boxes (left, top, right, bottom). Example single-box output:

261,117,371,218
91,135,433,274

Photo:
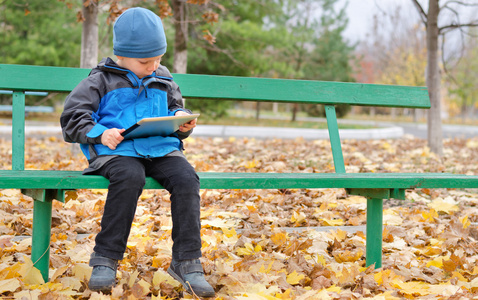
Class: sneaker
167,259,215,298
88,252,118,292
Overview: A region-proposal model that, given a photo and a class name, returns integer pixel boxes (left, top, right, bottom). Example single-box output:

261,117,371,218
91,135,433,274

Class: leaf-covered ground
1,135,478,299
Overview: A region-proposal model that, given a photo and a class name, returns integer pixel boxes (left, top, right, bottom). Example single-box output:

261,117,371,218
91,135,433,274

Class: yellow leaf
391,280,431,296
326,285,341,293
426,256,447,268
200,208,215,219
374,269,403,286
111,284,125,298
427,199,459,214
271,231,288,247
469,276,478,290
374,291,401,300
291,211,306,225
221,227,238,238
13,290,41,299
286,271,305,285
152,269,180,288
245,160,258,169
460,215,471,229
72,263,91,281
451,271,468,282
0,278,21,294
18,256,44,285
329,229,348,241
140,190,156,200
472,266,478,275
132,279,151,298
59,277,83,292
275,288,292,299
320,218,344,226
90,189,108,195
334,249,364,263
128,270,140,287
0,263,22,280
421,208,438,222
259,261,274,274
236,243,257,256
51,265,69,282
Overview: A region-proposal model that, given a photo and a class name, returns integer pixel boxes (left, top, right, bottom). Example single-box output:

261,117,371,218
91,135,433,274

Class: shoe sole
167,267,215,298
88,284,113,293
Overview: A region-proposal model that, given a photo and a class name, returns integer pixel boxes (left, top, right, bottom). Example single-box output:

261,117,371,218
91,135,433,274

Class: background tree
0,0,81,107
302,0,356,118
183,0,294,118
411,0,478,156
0,0,81,67
359,5,427,121
80,0,99,68
448,28,478,122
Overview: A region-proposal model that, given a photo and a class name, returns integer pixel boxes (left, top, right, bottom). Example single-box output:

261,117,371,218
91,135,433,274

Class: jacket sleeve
168,80,194,140
60,75,103,145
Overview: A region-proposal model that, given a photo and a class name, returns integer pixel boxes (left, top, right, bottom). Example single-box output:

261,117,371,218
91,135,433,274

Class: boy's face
116,55,163,79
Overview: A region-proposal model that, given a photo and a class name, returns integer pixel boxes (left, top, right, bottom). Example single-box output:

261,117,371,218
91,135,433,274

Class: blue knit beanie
113,7,167,58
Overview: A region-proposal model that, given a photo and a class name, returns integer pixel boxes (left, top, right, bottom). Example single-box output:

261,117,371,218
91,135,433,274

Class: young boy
60,7,215,297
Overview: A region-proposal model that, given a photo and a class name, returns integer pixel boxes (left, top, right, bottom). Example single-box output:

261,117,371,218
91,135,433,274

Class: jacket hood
92,57,173,79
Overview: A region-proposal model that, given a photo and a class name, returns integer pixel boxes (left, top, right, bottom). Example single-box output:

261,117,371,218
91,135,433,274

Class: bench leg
32,198,52,282
366,197,383,268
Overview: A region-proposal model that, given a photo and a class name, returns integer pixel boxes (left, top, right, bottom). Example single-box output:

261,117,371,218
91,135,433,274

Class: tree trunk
292,104,298,122
172,0,188,74
80,0,99,69
426,0,443,155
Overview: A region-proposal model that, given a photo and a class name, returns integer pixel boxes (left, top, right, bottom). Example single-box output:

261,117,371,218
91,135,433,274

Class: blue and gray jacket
60,57,192,171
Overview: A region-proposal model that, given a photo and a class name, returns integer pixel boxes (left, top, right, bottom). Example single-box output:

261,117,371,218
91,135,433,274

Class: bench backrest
0,64,430,173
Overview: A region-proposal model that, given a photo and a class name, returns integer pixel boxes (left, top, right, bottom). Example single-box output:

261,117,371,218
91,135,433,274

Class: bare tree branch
442,0,478,7
439,22,478,34
410,0,427,25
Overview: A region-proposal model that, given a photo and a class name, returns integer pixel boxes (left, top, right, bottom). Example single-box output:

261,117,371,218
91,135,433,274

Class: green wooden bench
1,63,477,283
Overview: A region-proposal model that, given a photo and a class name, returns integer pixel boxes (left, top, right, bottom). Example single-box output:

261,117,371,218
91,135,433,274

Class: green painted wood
0,64,91,93
366,198,383,268
0,64,430,108
2,171,478,190
346,188,390,199
12,92,25,171
325,105,346,173
32,198,52,282
390,188,406,200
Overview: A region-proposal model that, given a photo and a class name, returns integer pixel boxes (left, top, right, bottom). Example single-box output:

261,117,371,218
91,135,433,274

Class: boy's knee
109,166,145,188
170,169,199,195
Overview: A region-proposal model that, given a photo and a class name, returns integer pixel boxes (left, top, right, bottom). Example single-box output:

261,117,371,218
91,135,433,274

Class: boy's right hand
101,128,125,150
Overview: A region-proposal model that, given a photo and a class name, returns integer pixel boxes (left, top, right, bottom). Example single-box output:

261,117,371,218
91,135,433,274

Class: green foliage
0,0,81,67
0,0,82,106
184,98,230,120
448,28,478,120
300,0,356,118
0,0,357,117
180,0,298,117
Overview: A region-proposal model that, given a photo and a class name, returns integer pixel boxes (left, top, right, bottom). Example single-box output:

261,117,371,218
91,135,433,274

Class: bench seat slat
1,170,478,190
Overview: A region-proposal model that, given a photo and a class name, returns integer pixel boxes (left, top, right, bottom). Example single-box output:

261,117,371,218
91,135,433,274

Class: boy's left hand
175,111,197,132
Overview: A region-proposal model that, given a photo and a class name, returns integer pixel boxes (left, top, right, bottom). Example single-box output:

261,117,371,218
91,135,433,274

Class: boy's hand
101,128,125,150
175,111,197,132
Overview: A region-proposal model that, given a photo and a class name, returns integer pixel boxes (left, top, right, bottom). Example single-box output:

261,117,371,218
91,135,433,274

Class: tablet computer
121,114,200,139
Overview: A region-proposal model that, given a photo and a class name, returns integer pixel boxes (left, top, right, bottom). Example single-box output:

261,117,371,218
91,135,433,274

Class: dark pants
92,155,202,261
